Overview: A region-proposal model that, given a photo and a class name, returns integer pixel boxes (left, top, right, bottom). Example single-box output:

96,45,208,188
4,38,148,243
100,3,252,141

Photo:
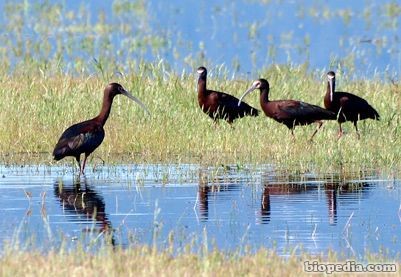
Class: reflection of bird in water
260,169,373,226
197,168,241,222
257,185,271,224
324,178,371,226
324,185,337,225
257,182,318,225
54,178,114,245
198,183,209,221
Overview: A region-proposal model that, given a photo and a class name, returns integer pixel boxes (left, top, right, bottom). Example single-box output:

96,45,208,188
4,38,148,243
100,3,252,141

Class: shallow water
0,0,400,77
0,163,400,258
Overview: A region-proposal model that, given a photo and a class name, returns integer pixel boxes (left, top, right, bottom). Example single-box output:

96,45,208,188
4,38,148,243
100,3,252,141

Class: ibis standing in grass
53,83,149,174
324,71,380,138
197,66,259,124
238,78,336,140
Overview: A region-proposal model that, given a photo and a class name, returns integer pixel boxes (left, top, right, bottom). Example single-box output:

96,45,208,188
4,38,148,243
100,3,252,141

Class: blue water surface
0,0,399,77
0,163,399,259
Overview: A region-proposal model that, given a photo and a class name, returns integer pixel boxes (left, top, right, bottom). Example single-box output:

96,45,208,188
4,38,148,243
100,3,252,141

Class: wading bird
53,83,149,174
238,78,336,140
325,71,380,138
197,66,259,124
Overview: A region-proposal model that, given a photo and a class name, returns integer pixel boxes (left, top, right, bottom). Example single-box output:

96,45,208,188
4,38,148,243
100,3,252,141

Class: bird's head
238,79,269,106
106,83,128,97
105,83,150,115
327,71,335,80
197,66,207,78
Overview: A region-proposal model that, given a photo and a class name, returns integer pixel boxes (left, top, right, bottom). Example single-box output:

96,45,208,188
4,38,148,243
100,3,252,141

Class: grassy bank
0,246,398,276
0,62,398,169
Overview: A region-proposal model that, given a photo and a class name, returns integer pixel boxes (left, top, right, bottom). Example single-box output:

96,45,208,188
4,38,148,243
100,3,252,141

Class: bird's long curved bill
122,90,151,115
238,85,257,106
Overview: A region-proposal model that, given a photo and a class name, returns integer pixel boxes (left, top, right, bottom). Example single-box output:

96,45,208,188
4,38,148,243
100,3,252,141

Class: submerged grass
0,62,399,170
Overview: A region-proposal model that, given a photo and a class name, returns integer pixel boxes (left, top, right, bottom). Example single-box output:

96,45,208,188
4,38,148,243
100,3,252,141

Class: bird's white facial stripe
197,69,205,74
253,80,261,88
327,74,335,79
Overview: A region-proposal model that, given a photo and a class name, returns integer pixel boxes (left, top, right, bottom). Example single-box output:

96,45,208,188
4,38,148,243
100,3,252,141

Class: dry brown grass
2,246,398,277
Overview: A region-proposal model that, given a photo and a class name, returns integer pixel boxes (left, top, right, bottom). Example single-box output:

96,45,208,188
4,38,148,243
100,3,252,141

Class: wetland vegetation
0,63,397,171
0,1,399,171
1,246,399,276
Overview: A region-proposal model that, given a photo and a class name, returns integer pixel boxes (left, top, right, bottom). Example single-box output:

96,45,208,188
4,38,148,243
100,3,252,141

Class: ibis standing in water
238,79,336,139
53,83,149,174
325,71,380,138
197,66,259,124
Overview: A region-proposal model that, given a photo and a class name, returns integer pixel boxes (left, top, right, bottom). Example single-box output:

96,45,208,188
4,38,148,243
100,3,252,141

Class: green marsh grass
0,62,399,171
0,1,399,172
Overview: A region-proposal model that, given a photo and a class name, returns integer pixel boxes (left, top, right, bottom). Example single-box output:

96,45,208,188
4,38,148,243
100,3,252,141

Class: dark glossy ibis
53,83,149,174
325,71,380,138
197,66,259,124
239,79,336,139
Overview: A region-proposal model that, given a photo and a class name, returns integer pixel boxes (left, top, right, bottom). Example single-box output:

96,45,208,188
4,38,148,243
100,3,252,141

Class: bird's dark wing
53,120,105,160
277,100,335,120
217,91,259,114
337,91,380,120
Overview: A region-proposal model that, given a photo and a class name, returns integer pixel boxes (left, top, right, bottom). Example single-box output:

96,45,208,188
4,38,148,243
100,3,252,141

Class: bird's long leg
353,121,360,140
213,119,219,129
228,120,235,129
290,121,296,141
309,121,324,141
75,156,81,174
337,123,343,139
80,154,88,175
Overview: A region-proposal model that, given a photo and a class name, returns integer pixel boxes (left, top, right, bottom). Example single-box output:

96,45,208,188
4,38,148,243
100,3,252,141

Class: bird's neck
326,80,335,102
96,93,114,126
198,76,207,96
260,88,270,104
